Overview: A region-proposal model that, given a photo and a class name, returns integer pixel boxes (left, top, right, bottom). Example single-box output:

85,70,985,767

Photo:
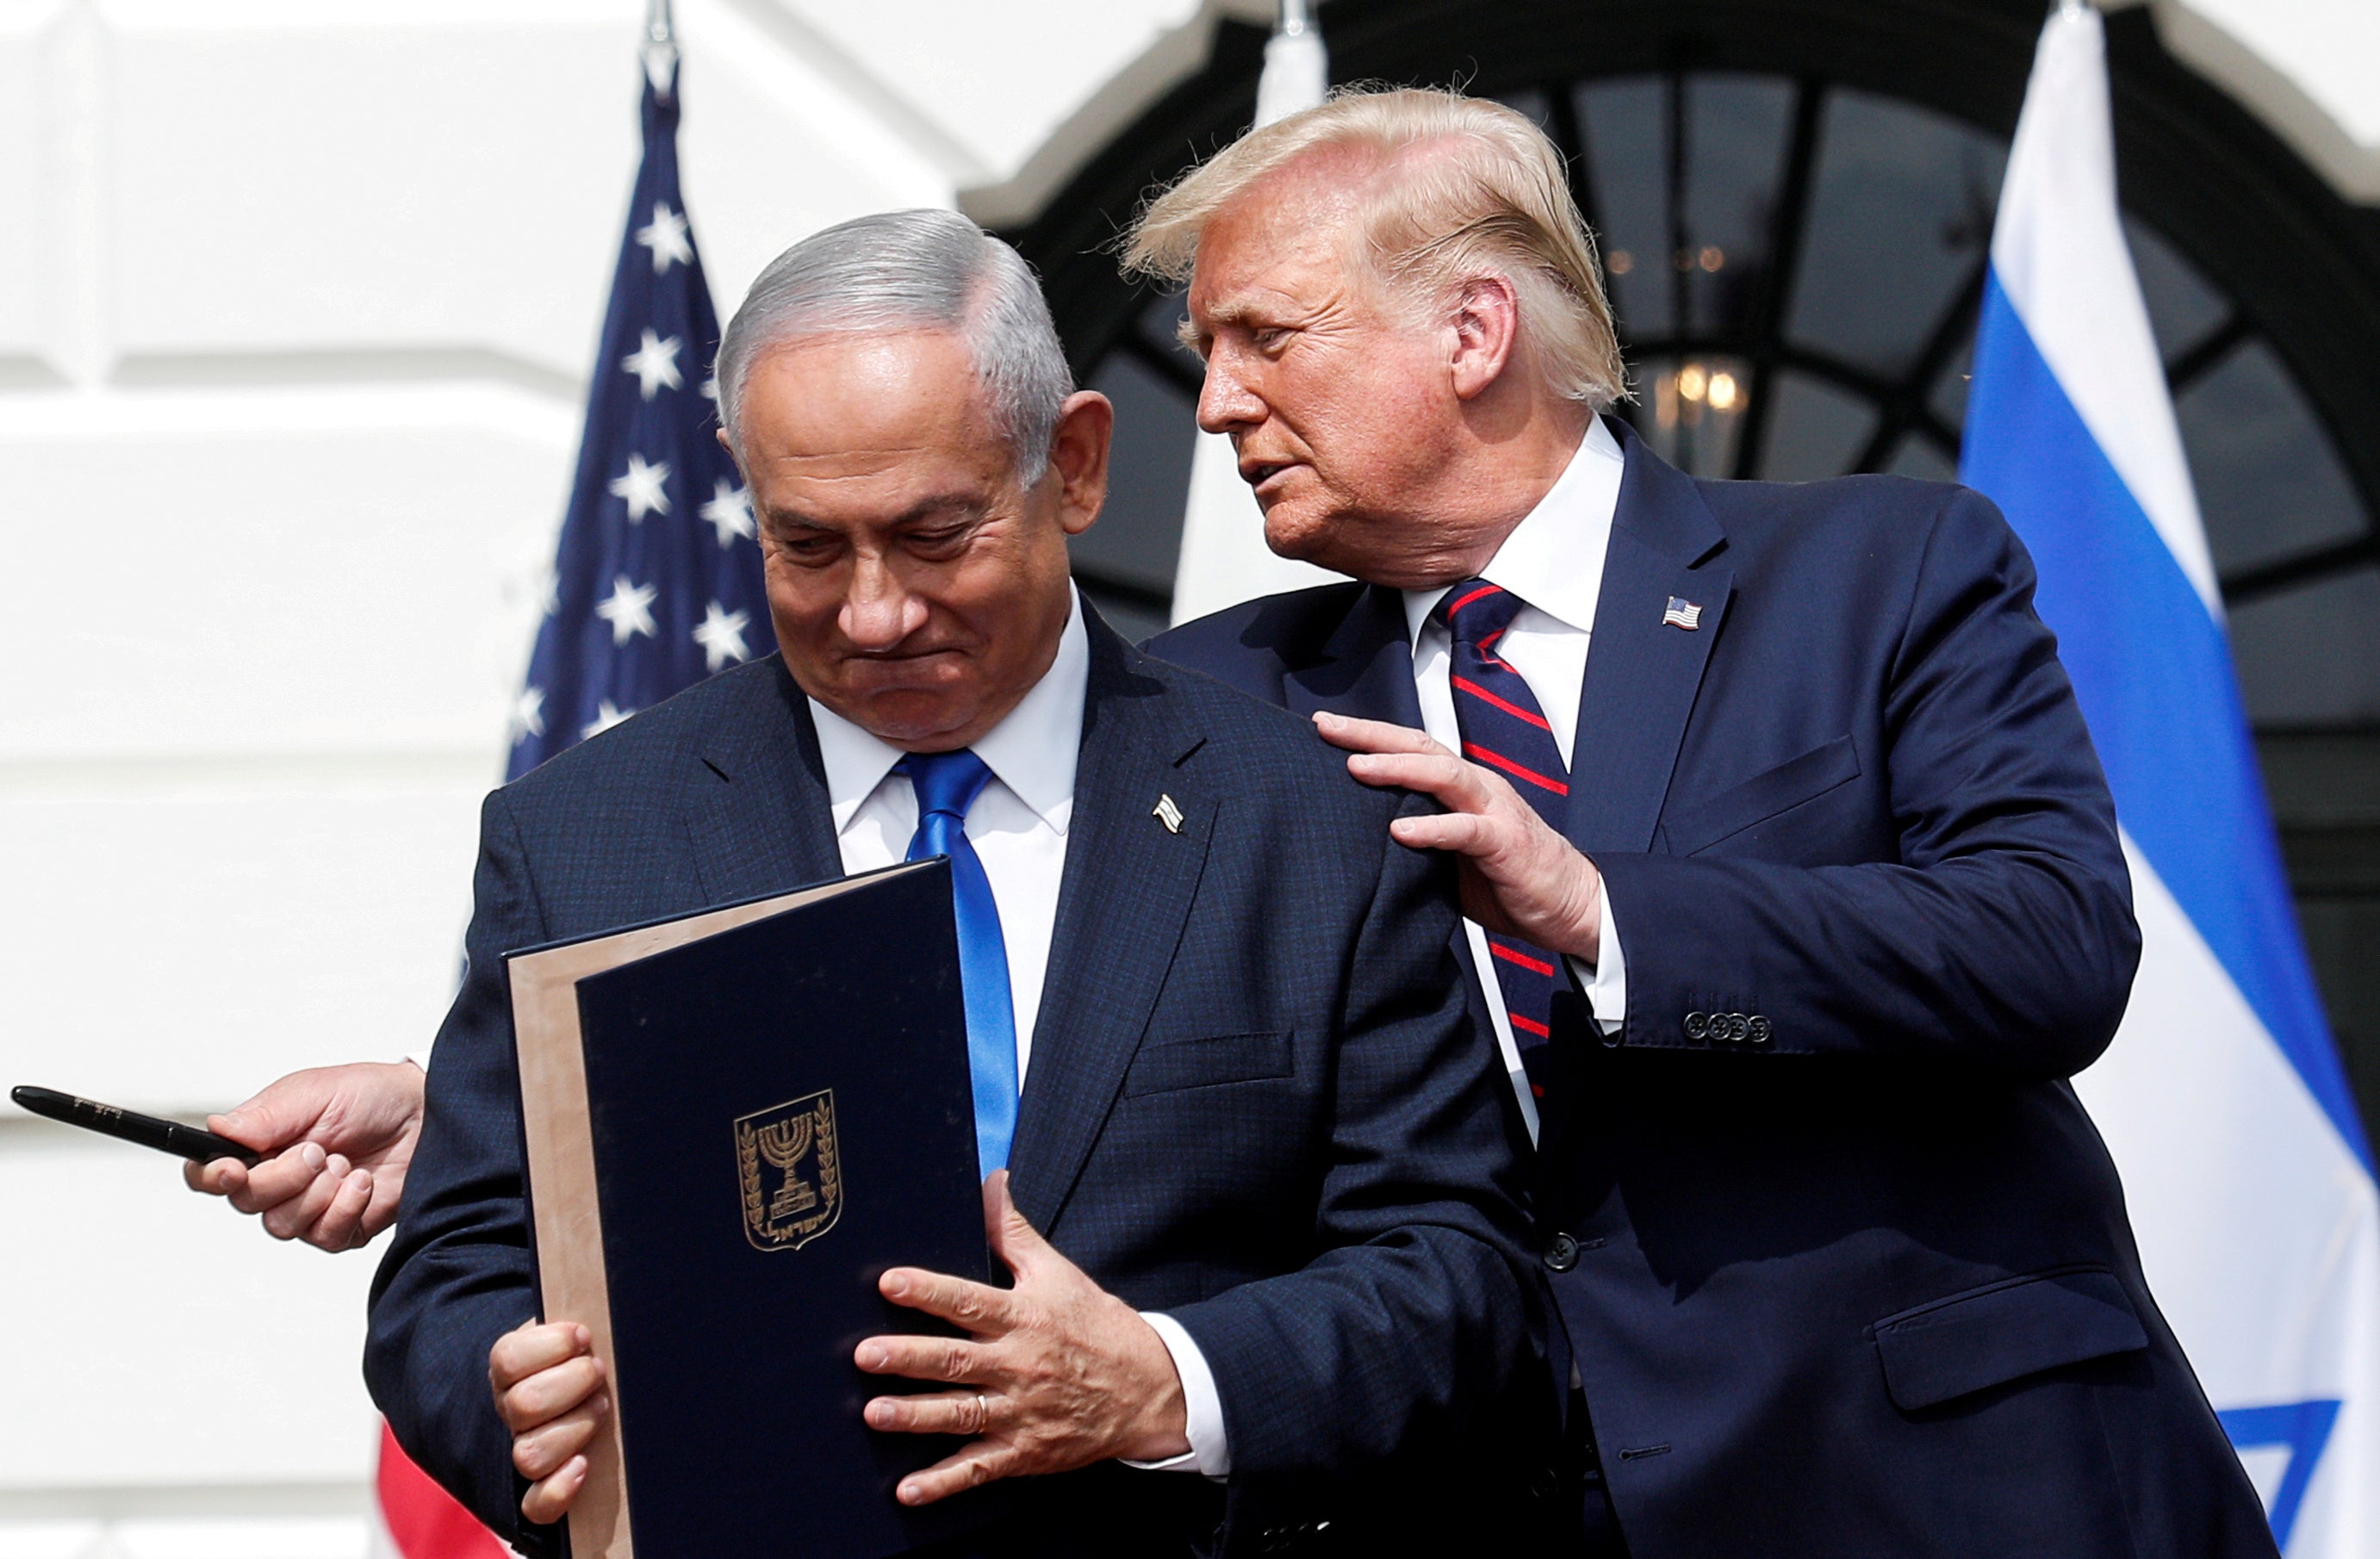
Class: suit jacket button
1748,1015,1772,1044
1682,1011,1710,1041
1726,1012,1749,1042
1544,1233,1581,1272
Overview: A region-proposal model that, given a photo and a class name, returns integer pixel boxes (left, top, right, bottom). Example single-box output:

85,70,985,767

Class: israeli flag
1960,6,2380,1552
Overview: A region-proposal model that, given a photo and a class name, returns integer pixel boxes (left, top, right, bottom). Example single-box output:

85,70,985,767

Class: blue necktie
1435,581,1571,1096
900,749,1019,1179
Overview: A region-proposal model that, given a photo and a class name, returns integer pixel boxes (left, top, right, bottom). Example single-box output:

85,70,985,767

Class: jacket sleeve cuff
1563,891,1625,1035
1121,1311,1232,1478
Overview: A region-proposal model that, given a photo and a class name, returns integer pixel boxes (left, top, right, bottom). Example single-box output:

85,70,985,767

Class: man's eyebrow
1178,297,1277,355
760,494,981,531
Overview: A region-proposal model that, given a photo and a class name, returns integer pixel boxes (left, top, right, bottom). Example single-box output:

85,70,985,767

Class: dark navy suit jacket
364,614,1539,1557
1150,420,2276,1558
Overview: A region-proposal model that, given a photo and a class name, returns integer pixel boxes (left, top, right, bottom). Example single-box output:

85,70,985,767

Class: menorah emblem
735,1089,842,1252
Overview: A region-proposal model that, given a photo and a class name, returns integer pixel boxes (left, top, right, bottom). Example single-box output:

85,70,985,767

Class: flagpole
643,0,677,98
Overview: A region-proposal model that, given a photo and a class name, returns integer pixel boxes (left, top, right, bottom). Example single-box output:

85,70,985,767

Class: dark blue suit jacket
1150,420,2276,1558
364,614,1539,1557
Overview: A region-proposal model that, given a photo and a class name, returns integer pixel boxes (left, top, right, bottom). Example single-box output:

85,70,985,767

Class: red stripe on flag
1491,941,1557,976
1445,583,1503,618
1452,675,1553,730
1510,1014,1552,1038
1463,742,1569,796
377,1423,508,1559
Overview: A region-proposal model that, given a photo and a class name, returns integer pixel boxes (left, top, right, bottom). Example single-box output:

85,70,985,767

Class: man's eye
1252,327,1289,351
909,528,970,553
772,534,840,563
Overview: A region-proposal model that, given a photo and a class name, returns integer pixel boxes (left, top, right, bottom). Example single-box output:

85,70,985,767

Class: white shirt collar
1402,413,1625,649
807,587,1087,836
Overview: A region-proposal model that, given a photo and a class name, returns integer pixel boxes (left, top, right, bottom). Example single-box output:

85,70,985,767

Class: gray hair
715,209,1075,482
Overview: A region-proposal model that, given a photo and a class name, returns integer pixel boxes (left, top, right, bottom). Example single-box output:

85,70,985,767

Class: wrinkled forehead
736,332,1014,517
1187,146,1396,320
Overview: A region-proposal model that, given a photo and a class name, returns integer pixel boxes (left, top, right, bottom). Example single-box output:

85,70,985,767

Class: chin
1261,509,1357,575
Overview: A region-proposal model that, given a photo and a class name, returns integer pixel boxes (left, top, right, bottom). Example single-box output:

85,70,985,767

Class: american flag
1662,595,1703,631
506,47,767,782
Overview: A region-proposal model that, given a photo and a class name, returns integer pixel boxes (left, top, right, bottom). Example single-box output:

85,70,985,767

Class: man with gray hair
364,208,1545,1557
1141,88,2273,1557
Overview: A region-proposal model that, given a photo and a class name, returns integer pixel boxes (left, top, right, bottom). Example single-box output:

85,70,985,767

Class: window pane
1758,370,1875,481
1133,286,1202,377
1932,331,1974,431
1580,77,1672,339
2296,897,2380,1142
2177,337,2368,578
2229,566,2380,727
1886,436,1957,482
2125,215,2229,369
1076,350,1194,600
1681,75,1796,337
1631,355,1751,477
1787,88,2001,381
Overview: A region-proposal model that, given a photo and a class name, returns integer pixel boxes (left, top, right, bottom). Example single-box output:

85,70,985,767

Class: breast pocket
1657,733,1861,856
1871,1264,2148,1412
1121,1030,1295,1098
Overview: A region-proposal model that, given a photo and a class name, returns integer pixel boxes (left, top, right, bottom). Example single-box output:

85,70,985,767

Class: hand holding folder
854,1169,1192,1506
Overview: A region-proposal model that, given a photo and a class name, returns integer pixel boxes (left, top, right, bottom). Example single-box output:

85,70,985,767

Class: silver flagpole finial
643,0,679,97
1277,0,1314,37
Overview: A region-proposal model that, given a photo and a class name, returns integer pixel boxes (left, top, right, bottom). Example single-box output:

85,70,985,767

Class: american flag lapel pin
1662,595,1704,631
1153,793,1185,835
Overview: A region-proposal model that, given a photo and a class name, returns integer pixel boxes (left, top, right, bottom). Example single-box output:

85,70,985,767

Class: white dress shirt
805,587,1231,1478
1402,416,1631,1140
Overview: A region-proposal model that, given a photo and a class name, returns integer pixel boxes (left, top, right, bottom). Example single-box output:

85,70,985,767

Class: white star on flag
609,452,671,522
699,374,719,403
700,479,755,547
636,202,693,274
594,575,659,646
581,699,634,739
510,686,546,742
620,329,683,401
693,600,753,672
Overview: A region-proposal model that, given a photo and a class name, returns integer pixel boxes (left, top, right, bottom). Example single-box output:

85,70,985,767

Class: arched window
1000,0,2380,1120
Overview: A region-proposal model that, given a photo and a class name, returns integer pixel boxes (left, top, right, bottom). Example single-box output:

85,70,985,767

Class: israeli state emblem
735,1090,842,1252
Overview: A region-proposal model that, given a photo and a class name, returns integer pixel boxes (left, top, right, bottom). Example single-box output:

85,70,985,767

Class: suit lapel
1283,582,1426,729
1007,618,1216,1234
1564,421,1734,855
682,657,846,902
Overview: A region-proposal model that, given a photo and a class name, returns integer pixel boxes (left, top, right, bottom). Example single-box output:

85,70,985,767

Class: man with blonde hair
1143,87,2275,1557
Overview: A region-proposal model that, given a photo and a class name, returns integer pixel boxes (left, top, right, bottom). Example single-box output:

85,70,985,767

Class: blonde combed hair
1123,86,1627,410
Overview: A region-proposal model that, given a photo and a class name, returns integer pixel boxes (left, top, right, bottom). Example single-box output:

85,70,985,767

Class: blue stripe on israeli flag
1959,7,2380,1552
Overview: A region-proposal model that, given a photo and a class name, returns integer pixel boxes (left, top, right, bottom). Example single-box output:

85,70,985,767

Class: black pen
10,1084,263,1166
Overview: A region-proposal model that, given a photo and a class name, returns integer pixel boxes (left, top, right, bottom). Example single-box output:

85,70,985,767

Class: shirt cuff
1122,1311,1231,1478
1564,891,1625,1036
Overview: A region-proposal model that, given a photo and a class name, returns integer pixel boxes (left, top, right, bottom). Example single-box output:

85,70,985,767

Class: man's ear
1447,274,1521,401
1047,390,1114,538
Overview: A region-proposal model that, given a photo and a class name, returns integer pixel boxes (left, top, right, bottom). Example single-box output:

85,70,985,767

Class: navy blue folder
509,860,997,1559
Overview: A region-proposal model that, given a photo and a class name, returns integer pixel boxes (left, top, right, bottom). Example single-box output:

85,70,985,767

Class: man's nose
1196,351,1265,437
840,558,925,649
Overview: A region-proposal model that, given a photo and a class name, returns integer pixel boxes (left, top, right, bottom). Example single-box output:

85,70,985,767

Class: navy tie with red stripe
1434,580,1569,1093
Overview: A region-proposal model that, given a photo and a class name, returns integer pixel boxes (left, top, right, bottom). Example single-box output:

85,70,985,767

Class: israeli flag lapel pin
1153,794,1185,835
